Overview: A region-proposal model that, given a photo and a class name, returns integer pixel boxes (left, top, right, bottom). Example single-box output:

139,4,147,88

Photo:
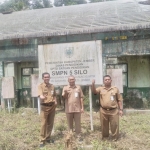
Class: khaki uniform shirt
38,83,56,103
96,86,123,109
62,85,84,113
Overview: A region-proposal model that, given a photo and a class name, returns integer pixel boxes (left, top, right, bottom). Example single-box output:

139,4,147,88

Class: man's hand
92,79,95,85
40,95,45,100
119,110,123,117
64,89,68,94
81,108,84,113
39,95,46,103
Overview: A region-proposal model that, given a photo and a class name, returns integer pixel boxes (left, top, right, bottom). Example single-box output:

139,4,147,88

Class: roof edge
1,23,150,40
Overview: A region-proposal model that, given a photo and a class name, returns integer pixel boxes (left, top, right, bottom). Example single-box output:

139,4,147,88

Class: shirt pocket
100,91,107,95
43,89,48,96
66,89,72,97
100,91,107,99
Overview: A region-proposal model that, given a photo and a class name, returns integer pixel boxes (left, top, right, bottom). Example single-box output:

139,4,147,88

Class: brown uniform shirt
62,85,84,113
96,86,123,109
38,83,56,103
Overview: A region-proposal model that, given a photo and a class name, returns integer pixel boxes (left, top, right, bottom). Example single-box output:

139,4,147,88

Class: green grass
0,108,150,150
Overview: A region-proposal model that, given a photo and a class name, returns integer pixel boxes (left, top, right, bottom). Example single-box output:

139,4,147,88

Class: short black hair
103,75,111,80
42,72,50,78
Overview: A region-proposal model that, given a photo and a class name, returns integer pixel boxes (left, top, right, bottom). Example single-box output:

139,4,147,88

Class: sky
0,0,5,3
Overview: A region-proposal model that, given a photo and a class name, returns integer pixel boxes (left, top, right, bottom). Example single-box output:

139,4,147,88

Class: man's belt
41,102,55,106
101,106,117,111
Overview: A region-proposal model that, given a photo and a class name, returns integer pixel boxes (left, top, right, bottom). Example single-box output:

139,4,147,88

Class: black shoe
39,144,44,148
46,139,54,143
76,136,83,142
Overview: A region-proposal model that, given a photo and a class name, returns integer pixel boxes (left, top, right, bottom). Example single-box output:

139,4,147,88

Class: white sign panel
2,77,15,99
31,74,39,97
38,41,103,85
107,69,123,93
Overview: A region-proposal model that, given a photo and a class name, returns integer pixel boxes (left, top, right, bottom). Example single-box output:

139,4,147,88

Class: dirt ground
0,107,150,150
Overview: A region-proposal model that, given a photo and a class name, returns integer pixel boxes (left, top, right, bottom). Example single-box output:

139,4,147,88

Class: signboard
2,77,15,99
107,69,123,93
31,74,39,97
38,41,103,85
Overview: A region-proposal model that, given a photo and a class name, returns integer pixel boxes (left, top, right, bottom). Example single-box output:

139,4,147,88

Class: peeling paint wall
123,88,150,109
106,56,150,108
128,56,150,87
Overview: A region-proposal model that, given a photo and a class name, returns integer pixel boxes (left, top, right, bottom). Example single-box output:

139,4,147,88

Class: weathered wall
0,39,38,62
0,30,150,108
128,56,150,88
117,56,150,109
123,88,150,109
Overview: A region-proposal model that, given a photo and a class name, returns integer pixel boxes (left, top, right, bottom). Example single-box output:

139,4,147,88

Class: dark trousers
100,108,119,140
40,105,56,144
66,113,81,134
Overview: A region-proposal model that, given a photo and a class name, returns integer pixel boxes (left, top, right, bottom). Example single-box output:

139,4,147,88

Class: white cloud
0,0,5,3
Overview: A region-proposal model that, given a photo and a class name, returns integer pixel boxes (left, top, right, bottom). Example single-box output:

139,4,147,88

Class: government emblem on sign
65,47,74,58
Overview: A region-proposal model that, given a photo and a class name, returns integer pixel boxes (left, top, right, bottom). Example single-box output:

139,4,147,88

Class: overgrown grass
0,108,150,150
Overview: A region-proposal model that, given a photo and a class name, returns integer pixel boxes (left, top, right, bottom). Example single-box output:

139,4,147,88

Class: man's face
103,77,112,86
68,76,75,86
43,74,50,84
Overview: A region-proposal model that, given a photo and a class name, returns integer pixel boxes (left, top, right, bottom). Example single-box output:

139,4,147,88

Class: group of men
38,72,123,148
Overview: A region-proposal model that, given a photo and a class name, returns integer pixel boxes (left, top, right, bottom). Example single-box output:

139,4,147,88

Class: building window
22,68,38,88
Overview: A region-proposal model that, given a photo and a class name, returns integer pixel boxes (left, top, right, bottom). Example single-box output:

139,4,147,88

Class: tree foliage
0,0,52,13
90,0,115,3
0,0,30,12
54,0,87,7
32,0,52,9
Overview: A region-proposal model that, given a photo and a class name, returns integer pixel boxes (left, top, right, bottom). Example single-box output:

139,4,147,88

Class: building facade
0,0,150,108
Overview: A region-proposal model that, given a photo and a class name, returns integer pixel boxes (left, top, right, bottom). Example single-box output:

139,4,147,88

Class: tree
90,0,115,3
43,0,51,8
139,0,150,5
31,0,44,9
54,0,63,7
0,0,30,13
54,0,86,7
31,0,52,9
0,0,52,13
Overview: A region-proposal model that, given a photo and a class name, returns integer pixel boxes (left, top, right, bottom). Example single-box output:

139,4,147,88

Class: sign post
7,99,11,113
38,40,103,130
89,86,93,131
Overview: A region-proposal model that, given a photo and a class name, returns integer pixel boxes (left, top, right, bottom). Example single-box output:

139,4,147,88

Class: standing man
38,72,57,148
91,75,123,140
62,75,84,136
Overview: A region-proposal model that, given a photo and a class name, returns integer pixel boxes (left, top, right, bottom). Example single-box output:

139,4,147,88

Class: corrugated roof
0,0,150,40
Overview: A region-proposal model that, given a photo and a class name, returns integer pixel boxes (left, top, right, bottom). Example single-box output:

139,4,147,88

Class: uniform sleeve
116,88,123,101
79,86,84,98
95,87,101,94
38,85,43,97
53,86,56,97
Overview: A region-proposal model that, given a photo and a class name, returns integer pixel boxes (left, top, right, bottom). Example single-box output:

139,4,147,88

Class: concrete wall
117,56,150,108
128,56,150,88
4,63,16,77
